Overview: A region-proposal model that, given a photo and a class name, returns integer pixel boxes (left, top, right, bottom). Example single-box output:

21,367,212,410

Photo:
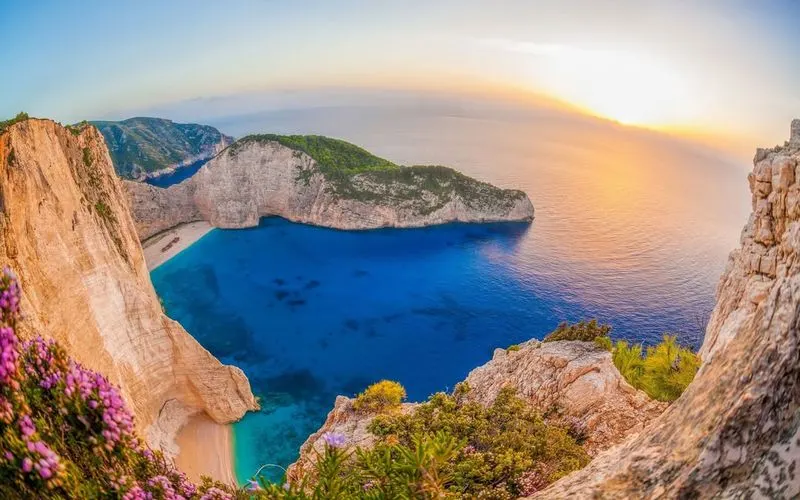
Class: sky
2,0,799,148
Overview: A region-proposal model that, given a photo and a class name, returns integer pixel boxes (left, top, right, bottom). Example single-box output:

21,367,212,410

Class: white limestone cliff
0,119,258,460
124,139,534,239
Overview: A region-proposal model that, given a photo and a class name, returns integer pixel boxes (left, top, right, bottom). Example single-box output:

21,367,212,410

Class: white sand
175,414,238,487
142,221,214,271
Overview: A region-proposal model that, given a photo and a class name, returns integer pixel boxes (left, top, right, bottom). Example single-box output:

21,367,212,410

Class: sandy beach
175,414,238,487
142,221,214,271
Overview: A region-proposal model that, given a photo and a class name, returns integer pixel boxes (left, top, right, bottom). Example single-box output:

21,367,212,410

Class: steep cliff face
125,138,534,239
535,125,800,498
0,119,257,456
286,340,664,481
92,117,233,180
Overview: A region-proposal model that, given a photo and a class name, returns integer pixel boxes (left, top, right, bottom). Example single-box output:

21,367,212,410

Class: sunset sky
2,0,799,147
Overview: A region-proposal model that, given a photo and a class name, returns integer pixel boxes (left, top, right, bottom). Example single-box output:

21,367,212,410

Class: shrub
613,335,700,402
366,386,589,497
82,147,93,168
593,336,613,352
0,267,244,499
543,319,611,343
0,112,29,134
507,344,521,352
352,380,406,414
94,201,115,222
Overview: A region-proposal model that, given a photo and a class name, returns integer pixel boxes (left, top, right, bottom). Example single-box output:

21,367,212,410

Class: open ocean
150,106,751,483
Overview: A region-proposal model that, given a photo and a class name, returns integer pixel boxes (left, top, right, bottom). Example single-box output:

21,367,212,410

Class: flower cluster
321,432,346,449
0,268,242,499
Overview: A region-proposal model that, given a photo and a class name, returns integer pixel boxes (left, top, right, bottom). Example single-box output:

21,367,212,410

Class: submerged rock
124,135,534,239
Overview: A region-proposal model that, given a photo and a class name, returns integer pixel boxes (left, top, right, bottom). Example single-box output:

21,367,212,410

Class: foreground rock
464,340,666,456
286,397,418,483
533,123,800,498
125,136,534,239
286,339,664,481
0,119,257,457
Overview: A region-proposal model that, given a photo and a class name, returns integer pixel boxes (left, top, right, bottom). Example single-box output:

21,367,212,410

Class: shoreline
174,414,238,487
142,221,214,271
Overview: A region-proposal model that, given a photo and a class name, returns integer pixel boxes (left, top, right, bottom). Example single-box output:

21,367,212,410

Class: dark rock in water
305,279,321,290
288,299,306,307
353,269,369,277
344,319,360,331
274,278,286,286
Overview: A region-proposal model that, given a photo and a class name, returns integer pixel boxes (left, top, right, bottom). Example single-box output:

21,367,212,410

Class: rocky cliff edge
0,119,258,457
532,123,800,498
287,340,665,484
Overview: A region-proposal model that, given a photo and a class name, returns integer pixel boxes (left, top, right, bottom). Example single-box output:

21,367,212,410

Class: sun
525,45,691,127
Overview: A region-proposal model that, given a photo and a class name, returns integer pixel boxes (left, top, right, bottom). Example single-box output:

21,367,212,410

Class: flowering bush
352,380,406,414
0,267,242,500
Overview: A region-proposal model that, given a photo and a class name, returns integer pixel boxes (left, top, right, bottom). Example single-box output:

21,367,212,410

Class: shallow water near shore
150,108,751,483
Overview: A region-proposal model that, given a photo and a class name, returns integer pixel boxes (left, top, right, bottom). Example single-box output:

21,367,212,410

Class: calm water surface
150,108,751,483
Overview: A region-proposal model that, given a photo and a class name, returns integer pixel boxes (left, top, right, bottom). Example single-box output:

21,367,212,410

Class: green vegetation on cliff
540,320,700,402
0,112,30,135
265,383,588,498
91,117,233,179
613,335,700,402
230,134,528,216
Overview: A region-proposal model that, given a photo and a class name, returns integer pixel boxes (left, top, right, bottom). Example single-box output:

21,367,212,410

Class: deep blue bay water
150,108,752,483
145,158,209,188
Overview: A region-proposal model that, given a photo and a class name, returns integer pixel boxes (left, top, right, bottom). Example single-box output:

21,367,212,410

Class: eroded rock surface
0,119,258,457
464,340,666,457
534,124,800,498
125,139,534,239
286,340,664,482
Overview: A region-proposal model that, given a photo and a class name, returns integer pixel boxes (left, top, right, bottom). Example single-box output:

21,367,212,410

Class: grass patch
612,335,700,402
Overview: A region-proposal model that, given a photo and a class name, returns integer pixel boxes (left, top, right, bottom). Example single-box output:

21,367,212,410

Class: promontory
124,134,535,239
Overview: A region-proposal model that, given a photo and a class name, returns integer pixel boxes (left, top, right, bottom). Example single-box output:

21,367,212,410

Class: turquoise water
150,109,751,484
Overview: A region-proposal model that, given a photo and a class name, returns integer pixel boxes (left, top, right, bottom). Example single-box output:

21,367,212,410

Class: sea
149,104,751,483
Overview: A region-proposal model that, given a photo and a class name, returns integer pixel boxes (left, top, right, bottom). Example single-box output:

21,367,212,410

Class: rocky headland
91,117,233,181
0,119,257,471
124,134,534,239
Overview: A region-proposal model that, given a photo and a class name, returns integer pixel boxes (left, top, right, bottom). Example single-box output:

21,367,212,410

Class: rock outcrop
124,137,534,239
0,119,258,457
286,397,418,483
286,340,664,481
464,340,666,457
534,123,800,498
